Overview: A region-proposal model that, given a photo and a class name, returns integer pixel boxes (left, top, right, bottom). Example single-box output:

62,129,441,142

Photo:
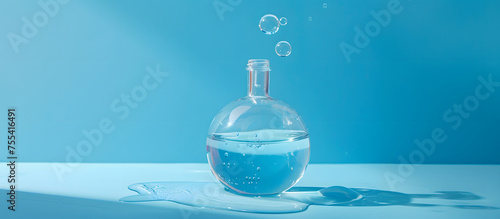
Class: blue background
1,0,499,164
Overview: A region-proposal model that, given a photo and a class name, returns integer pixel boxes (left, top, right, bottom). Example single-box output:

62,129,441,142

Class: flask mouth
247,59,271,71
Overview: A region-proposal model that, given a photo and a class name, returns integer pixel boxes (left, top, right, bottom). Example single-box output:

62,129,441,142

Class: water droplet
256,167,260,172
291,167,294,171
224,152,228,157
308,16,313,21
323,3,327,8
259,14,280,35
275,41,292,57
222,162,226,165
279,17,287,26
236,132,239,136
255,134,258,137
242,153,246,157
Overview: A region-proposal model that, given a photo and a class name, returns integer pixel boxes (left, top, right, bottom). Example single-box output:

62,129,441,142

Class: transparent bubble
323,3,327,8
259,14,280,35
279,17,287,26
257,167,260,171
275,41,292,57
224,152,228,157
308,17,312,21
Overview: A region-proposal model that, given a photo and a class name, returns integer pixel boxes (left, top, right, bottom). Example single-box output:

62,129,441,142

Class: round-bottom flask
206,59,310,195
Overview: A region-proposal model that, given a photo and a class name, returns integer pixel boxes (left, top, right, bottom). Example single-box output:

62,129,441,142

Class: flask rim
247,59,271,71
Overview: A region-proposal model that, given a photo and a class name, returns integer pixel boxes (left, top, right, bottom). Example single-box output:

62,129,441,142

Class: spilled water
120,182,362,213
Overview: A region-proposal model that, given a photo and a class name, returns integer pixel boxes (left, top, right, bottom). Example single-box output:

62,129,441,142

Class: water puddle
120,182,362,213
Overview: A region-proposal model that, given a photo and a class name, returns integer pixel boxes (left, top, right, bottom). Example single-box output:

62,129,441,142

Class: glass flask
206,59,310,195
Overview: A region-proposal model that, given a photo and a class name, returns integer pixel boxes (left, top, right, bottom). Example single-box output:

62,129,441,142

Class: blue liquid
206,130,310,195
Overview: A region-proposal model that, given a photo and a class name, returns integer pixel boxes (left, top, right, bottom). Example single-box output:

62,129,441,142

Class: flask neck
247,59,270,97
248,69,269,97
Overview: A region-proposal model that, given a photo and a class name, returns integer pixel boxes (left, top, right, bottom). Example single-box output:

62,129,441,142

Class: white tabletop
0,163,499,218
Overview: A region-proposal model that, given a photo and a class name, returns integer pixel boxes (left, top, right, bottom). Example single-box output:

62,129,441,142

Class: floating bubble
323,3,327,8
308,17,312,21
275,41,292,57
224,152,228,157
279,17,287,26
259,14,280,35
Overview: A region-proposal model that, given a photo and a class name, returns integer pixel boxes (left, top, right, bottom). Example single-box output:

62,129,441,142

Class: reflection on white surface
1,163,499,218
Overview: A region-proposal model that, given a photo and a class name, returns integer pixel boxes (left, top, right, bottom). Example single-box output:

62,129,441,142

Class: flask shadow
286,186,499,209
